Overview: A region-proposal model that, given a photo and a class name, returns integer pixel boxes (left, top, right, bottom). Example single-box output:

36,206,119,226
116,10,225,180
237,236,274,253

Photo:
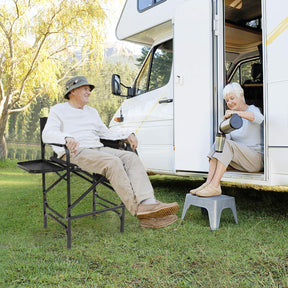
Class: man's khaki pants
69,147,154,216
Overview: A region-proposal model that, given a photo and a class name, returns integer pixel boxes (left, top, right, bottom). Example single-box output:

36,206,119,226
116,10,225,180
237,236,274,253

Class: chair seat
17,159,65,173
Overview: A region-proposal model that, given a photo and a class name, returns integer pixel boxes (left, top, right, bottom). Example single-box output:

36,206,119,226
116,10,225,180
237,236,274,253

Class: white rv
110,0,288,187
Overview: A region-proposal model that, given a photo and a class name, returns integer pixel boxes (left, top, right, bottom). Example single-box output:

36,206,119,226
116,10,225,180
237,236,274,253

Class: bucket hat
64,76,95,99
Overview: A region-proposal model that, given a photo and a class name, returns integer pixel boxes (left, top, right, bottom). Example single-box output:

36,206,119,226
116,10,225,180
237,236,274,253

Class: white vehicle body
110,0,288,187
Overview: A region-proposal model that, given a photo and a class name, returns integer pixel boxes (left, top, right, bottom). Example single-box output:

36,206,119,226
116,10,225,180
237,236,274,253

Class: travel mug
215,132,226,153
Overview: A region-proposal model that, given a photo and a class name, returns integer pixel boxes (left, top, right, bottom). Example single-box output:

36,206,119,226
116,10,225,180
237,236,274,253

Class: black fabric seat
243,63,263,110
17,117,125,249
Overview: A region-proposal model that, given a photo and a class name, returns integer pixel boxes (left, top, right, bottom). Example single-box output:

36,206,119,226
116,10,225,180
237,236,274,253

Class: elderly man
42,76,179,228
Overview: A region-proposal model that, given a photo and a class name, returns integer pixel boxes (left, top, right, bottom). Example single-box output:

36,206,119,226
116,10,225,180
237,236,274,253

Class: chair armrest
100,139,125,149
45,142,71,161
45,142,66,148
100,139,137,154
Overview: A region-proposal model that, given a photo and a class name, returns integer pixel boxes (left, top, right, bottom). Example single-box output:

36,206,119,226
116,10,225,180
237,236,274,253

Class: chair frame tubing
41,150,125,249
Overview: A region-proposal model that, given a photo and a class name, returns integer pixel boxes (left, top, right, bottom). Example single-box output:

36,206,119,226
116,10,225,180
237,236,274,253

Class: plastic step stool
181,194,238,230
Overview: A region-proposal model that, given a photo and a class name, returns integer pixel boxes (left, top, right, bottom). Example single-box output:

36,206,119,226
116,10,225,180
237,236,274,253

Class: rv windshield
134,39,173,95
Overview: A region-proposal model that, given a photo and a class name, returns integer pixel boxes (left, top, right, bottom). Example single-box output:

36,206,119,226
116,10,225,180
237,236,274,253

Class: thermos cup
215,132,226,153
219,113,243,134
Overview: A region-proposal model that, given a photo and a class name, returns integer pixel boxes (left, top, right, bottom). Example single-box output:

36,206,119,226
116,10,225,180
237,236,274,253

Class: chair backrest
40,117,48,159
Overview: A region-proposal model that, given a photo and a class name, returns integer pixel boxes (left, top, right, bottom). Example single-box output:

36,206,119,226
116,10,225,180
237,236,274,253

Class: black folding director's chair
17,117,126,249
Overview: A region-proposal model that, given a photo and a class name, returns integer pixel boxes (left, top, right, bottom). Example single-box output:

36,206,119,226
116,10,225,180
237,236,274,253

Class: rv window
134,40,173,95
135,53,152,95
229,59,263,109
241,60,261,84
230,59,261,85
138,0,166,12
230,67,240,83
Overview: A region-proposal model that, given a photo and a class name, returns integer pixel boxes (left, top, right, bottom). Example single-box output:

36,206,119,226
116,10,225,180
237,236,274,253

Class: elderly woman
190,82,264,197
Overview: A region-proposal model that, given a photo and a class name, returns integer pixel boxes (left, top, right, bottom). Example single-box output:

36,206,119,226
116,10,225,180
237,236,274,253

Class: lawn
0,160,287,287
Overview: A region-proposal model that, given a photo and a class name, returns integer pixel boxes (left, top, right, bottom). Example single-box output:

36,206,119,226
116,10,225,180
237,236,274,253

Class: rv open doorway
222,0,264,183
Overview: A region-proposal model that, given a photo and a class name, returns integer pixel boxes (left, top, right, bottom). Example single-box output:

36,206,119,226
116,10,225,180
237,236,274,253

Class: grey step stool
181,194,238,230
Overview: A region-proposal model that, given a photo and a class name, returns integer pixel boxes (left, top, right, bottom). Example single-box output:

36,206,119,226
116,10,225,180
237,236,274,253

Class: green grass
0,160,287,288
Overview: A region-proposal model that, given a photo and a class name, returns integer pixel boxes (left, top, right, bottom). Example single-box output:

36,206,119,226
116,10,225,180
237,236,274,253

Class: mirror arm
120,82,129,89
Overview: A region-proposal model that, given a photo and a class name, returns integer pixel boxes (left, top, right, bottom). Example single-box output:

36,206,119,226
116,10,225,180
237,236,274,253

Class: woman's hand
224,110,255,121
224,110,234,119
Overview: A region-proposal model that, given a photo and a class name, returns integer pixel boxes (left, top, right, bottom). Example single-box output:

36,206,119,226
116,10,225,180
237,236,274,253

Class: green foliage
136,46,150,68
6,143,41,161
7,94,52,143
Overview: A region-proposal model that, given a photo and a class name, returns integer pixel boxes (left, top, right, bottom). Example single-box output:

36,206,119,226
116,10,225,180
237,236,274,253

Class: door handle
159,99,173,104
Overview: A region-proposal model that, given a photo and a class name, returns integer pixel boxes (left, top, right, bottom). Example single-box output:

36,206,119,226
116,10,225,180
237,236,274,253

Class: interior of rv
224,0,264,177
225,0,263,112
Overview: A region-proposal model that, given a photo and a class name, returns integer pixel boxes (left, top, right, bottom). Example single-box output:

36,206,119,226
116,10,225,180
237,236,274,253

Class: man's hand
65,137,79,154
127,133,138,151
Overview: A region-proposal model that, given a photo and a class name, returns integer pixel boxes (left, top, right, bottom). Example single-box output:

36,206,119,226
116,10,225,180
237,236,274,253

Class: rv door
174,0,217,173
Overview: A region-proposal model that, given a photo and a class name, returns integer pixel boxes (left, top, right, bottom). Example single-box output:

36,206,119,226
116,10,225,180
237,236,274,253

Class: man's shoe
190,182,208,195
196,184,222,197
137,201,179,219
140,215,178,228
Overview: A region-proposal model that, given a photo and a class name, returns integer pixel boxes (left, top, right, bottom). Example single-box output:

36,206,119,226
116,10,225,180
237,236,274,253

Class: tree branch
9,90,21,107
0,21,9,39
0,80,4,103
18,5,65,100
9,93,40,114
57,56,88,84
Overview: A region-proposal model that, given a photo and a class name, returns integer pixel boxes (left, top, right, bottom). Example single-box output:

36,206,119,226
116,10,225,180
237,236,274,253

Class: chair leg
92,187,96,215
42,173,47,228
67,218,71,249
43,203,47,228
120,205,125,232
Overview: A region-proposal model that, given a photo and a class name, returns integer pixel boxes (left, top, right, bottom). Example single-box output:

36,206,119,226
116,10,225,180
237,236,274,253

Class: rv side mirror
111,74,121,95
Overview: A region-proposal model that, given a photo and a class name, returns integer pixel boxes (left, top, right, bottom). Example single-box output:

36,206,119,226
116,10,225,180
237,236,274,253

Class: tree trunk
0,104,9,160
0,136,7,159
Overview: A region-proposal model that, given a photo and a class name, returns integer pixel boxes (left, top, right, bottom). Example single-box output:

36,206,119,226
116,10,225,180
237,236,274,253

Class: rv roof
225,22,262,53
225,0,261,24
116,0,184,45
116,0,262,47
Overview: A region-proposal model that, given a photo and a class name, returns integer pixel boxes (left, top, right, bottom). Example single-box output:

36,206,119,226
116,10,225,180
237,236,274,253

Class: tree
0,0,110,158
136,46,150,68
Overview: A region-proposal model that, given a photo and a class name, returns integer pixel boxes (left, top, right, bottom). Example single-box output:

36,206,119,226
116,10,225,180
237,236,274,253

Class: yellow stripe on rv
135,92,166,134
267,17,288,45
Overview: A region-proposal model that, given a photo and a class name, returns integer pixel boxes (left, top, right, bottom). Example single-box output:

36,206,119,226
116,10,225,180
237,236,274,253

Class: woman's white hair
223,82,244,99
